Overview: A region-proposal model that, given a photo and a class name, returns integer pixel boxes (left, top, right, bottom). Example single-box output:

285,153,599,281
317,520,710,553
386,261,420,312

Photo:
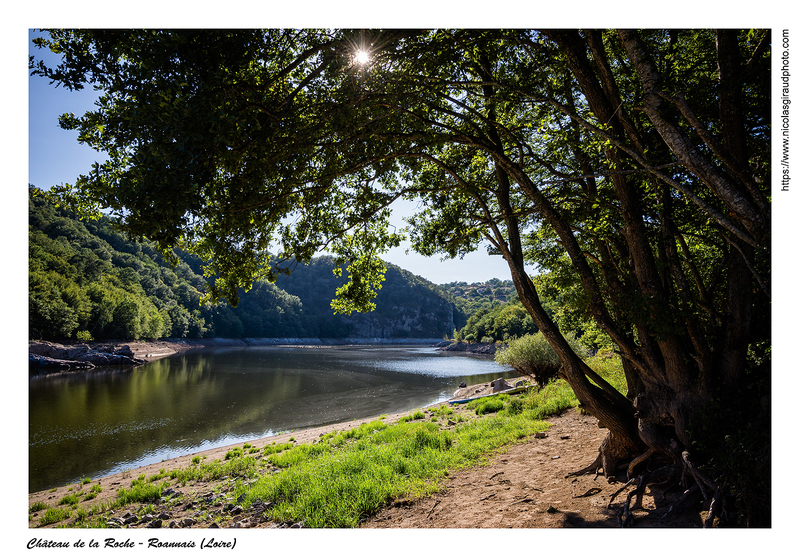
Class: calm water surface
29,345,519,492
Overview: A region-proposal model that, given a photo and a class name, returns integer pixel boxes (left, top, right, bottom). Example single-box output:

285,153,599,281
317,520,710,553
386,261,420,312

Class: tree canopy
31,29,770,525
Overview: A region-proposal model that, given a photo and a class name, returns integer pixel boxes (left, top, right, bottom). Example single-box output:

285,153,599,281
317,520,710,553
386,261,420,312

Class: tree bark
617,29,766,235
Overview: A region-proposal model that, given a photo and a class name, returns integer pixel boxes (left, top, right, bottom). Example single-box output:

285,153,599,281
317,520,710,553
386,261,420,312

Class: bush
468,397,506,415
495,332,588,386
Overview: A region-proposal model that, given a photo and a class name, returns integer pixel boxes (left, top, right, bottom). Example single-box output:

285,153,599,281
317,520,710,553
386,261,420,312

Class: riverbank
27,384,488,528
27,405,703,529
27,378,704,529
437,340,498,355
28,337,450,373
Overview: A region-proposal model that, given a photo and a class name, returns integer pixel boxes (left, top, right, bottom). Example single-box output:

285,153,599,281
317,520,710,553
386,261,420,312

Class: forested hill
28,189,458,341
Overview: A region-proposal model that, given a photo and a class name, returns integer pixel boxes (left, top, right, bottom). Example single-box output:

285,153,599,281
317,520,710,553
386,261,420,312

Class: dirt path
362,408,703,528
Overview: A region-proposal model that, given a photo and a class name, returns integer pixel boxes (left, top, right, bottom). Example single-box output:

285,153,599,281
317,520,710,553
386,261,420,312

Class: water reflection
29,345,518,492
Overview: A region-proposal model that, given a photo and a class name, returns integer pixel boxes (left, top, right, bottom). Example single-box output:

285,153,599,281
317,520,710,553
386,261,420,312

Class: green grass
167,453,264,486
235,411,548,527
263,441,295,456
83,484,103,501
39,507,71,526
115,479,168,506
467,396,506,415
225,447,244,460
148,468,168,482
397,410,426,423
230,352,623,528
58,494,80,507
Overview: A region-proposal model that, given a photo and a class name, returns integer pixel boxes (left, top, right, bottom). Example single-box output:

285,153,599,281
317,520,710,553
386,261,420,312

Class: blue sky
27,29,511,285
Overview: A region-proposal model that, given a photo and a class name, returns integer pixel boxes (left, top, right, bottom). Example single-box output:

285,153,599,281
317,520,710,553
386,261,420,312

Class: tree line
29,188,458,341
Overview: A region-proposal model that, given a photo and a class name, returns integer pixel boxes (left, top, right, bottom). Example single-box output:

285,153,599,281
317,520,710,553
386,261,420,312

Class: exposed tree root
566,431,635,482
566,452,603,479
661,484,700,523
609,464,674,527
564,421,726,527
594,449,726,527
626,447,656,479
681,451,726,527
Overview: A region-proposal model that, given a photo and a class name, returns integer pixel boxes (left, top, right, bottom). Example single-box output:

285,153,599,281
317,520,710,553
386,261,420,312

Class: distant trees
29,189,201,340
28,189,458,341
447,275,611,351
456,303,536,343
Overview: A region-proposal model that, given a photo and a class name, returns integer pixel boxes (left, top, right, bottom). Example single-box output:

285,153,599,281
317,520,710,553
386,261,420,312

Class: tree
31,29,770,525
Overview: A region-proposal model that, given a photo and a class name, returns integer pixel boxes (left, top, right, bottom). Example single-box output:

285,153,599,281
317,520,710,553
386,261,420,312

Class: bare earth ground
28,341,704,529
363,407,702,528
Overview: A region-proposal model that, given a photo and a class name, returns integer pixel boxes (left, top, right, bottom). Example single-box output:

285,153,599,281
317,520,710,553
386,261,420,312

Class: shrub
495,332,588,386
468,397,505,415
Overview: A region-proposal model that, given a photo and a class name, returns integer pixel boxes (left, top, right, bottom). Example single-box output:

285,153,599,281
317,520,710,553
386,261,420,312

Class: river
29,344,519,493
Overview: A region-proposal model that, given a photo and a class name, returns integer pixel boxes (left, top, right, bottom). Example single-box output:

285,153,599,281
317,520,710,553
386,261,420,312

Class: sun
354,49,370,65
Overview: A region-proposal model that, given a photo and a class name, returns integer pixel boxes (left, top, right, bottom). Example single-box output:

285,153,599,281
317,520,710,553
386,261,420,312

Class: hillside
276,258,456,339
440,279,515,325
28,188,456,341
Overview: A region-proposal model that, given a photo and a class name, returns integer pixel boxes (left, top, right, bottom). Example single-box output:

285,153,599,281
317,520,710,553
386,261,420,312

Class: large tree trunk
509,31,766,491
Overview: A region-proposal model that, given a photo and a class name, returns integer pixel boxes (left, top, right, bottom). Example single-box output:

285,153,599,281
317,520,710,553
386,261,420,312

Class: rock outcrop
29,341,147,371
438,340,498,355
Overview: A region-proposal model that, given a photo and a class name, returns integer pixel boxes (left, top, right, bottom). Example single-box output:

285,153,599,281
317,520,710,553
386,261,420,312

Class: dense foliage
439,279,514,327
29,189,457,341
30,188,207,340
445,276,610,350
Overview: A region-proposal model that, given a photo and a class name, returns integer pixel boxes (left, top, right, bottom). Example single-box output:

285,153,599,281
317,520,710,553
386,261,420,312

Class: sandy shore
30,339,514,495
28,339,537,528
27,389,477,527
